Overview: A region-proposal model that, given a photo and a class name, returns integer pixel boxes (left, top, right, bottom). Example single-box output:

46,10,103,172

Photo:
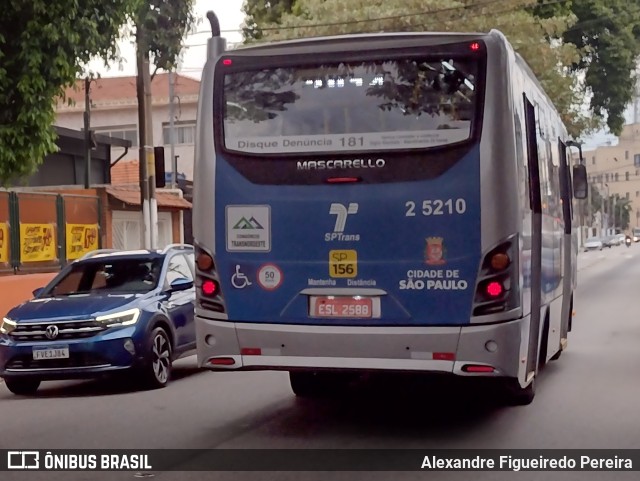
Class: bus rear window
222,56,481,155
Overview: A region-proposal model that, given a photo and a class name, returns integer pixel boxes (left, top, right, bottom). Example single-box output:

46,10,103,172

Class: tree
133,0,197,152
242,0,299,41
0,0,138,185
536,0,640,137
250,0,594,138
613,195,633,231
135,0,197,77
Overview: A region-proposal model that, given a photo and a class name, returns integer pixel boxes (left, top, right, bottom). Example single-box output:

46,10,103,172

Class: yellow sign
20,223,57,263
66,223,99,260
0,222,8,264
329,249,358,278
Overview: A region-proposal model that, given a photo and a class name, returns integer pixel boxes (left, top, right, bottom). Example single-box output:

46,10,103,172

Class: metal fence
0,191,102,273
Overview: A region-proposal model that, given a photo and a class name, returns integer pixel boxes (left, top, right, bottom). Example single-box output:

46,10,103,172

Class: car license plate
32,346,70,360
311,296,373,318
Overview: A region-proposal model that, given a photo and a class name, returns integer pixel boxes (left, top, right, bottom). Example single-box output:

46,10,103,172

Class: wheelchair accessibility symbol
231,265,252,289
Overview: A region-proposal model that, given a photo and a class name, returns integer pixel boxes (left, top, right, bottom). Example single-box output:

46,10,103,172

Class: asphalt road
1,245,640,481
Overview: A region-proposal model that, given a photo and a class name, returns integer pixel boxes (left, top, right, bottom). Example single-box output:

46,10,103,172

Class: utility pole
135,23,158,249
84,77,91,189
169,71,177,189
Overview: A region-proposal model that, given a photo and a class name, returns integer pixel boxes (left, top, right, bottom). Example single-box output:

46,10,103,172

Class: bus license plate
312,297,372,318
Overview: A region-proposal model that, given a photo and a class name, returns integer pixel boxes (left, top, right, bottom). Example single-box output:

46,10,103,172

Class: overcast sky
85,0,629,147
88,0,244,79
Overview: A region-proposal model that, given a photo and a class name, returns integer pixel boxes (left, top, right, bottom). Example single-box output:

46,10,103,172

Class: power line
190,0,572,38
180,0,575,51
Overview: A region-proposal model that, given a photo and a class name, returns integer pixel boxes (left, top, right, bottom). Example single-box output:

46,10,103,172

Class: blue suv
0,245,196,395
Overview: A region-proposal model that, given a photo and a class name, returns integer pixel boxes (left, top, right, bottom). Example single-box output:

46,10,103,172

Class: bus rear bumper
195,316,530,380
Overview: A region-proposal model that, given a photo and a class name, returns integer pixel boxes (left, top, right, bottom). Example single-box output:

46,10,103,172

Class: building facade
55,73,200,181
583,123,640,234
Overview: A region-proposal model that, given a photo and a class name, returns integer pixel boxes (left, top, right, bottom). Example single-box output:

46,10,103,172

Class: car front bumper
0,326,146,380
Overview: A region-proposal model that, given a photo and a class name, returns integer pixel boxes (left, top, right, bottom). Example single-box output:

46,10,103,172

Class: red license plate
312,296,373,318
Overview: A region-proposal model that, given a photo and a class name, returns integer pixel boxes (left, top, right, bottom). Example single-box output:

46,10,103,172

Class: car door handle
167,302,175,308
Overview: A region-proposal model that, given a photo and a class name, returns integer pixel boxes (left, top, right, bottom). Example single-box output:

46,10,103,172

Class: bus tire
289,371,325,398
289,371,347,398
503,377,535,406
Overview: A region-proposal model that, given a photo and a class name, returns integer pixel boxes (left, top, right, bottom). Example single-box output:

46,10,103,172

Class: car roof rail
78,249,120,261
161,243,194,254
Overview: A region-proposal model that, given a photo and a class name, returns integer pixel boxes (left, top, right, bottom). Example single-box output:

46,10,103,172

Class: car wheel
142,327,172,389
4,378,41,396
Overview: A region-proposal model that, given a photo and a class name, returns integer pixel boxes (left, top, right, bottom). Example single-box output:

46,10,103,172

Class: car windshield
42,257,164,296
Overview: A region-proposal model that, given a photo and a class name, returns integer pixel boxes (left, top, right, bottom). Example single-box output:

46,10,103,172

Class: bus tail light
473,235,519,317
197,252,214,271
202,279,219,297
195,243,226,313
490,253,510,271
486,281,503,297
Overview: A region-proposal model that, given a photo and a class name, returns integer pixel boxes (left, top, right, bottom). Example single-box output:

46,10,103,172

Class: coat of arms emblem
425,237,446,265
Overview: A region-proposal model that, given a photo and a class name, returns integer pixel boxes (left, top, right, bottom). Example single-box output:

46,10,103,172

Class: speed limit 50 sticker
257,264,283,290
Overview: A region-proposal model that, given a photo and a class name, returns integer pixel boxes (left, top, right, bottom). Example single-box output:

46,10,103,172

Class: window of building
626,172,630,181
626,150,630,160
162,122,196,145
95,126,138,147
592,156,596,165
615,173,619,182
635,154,640,167
605,173,610,182
626,192,630,199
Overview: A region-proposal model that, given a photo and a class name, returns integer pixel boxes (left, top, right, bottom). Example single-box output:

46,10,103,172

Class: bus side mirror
572,164,588,199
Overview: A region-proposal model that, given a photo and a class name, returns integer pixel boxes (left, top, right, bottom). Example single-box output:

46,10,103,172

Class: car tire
4,378,41,396
141,327,173,389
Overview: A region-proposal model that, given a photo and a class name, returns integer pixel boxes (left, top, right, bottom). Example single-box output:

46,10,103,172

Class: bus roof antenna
207,11,221,38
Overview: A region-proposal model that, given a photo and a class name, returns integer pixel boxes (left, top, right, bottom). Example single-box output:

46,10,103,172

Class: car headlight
95,308,140,327
0,317,17,335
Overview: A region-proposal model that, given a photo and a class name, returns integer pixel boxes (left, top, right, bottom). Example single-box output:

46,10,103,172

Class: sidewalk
0,273,57,318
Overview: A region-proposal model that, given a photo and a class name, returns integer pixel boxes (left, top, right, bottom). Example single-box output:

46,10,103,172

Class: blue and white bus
192,12,588,405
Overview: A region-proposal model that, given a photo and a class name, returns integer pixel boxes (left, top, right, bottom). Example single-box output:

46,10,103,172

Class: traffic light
154,146,166,188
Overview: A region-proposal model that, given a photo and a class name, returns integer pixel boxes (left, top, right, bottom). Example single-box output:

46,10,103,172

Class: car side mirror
32,287,44,297
572,164,588,200
169,278,194,292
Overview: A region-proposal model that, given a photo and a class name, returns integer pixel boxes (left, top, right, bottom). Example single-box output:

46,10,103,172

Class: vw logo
45,325,59,340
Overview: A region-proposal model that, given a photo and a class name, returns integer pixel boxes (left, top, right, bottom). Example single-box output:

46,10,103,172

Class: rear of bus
193,33,527,394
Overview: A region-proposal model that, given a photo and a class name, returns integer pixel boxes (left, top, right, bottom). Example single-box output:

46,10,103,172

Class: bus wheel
503,377,535,406
289,371,346,398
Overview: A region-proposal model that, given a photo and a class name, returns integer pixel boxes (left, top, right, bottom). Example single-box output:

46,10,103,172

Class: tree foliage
245,0,597,138
136,0,197,75
0,0,197,185
536,0,640,137
242,0,299,41
0,0,138,185
614,195,632,231
590,185,632,231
